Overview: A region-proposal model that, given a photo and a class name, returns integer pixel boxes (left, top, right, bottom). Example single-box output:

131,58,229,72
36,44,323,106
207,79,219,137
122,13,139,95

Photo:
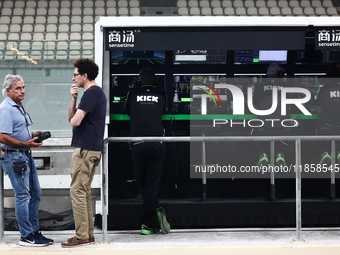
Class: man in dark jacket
126,67,170,235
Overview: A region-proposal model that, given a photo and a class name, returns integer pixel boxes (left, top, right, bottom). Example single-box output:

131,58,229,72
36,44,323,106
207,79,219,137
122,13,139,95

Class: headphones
131,76,142,87
276,68,285,78
267,63,285,78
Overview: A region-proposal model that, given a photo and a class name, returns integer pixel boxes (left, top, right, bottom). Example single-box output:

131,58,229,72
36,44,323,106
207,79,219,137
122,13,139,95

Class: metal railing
1,135,340,244
101,135,340,243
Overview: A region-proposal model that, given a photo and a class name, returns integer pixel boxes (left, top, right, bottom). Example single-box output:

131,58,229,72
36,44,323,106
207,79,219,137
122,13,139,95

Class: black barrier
1,136,340,243
101,135,340,243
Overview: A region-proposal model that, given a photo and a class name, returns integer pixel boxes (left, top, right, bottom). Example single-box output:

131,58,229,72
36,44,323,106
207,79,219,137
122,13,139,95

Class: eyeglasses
73,73,82,78
25,112,33,126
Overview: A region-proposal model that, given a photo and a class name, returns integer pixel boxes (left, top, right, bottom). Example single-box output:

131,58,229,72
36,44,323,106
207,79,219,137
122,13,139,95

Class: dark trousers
132,142,166,227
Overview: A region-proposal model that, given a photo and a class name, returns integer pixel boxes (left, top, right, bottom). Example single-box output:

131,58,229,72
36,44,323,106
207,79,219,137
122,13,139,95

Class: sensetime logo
192,82,312,129
107,29,139,48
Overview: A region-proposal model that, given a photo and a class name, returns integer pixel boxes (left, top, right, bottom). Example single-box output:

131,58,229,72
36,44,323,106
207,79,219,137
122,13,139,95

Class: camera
33,131,51,143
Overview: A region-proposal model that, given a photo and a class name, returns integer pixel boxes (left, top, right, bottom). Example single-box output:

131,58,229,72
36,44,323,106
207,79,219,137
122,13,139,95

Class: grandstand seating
0,0,339,61
175,0,338,16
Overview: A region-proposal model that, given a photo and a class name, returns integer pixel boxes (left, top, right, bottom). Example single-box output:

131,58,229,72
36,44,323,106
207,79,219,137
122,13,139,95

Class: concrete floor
1,228,340,255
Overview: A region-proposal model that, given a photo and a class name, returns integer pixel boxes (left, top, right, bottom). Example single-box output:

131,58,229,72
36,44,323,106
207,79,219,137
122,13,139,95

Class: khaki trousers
70,148,101,240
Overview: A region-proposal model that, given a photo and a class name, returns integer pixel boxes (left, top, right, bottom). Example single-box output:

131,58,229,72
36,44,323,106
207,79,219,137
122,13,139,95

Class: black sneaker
19,233,49,247
156,207,170,234
35,230,54,245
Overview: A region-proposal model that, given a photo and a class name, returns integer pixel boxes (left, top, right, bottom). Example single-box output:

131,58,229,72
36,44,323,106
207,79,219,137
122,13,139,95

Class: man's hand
32,131,43,136
26,137,43,148
0,133,43,148
68,85,79,122
70,84,79,99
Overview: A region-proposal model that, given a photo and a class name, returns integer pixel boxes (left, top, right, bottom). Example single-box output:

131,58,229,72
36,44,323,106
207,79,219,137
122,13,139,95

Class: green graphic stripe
110,114,320,121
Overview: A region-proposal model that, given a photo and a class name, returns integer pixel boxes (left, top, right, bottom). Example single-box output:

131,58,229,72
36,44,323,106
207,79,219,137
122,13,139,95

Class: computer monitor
295,50,323,64
234,73,266,92
173,73,228,114
295,50,340,64
173,73,227,101
235,50,288,64
174,50,227,65
294,73,327,113
322,50,340,63
111,50,166,65
294,73,327,88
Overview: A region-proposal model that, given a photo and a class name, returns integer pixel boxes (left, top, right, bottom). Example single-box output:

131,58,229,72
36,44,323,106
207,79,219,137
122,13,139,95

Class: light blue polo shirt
0,97,31,151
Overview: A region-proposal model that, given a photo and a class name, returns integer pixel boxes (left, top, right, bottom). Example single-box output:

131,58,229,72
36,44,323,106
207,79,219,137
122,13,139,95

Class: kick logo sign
137,95,159,103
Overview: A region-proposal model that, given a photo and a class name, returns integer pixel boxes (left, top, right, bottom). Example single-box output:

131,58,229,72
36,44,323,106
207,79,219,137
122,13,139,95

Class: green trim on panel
110,114,320,121
290,114,319,120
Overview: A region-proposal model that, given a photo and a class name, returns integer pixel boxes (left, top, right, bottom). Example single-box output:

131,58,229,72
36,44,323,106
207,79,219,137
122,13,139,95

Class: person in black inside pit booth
125,67,170,235
315,62,340,165
252,63,291,167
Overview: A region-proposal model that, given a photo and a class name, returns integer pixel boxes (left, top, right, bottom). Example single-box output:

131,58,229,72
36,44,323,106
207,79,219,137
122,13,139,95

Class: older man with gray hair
0,74,53,246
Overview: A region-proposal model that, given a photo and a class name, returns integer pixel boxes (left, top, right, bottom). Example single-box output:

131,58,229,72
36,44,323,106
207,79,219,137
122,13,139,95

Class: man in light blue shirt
0,74,53,246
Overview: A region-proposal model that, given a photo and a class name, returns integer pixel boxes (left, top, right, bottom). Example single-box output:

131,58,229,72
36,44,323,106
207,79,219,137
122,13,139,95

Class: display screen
173,74,228,114
322,50,340,62
174,50,227,64
173,74,227,102
111,50,166,65
295,50,323,64
234,74,265,92
111,73,166,100
295,50,340,64
294,73,326,89
294,73,327,113
235,50,288,64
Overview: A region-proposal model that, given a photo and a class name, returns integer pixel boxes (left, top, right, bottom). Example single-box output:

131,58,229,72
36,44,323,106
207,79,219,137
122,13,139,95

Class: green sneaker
140,224,159,235
156,207,170,234
337,152,340,164
257,153,269,167
319,152,331,165
275,153,286,167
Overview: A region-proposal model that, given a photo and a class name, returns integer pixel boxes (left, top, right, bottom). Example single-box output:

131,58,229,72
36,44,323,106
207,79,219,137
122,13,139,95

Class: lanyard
15,104,32,137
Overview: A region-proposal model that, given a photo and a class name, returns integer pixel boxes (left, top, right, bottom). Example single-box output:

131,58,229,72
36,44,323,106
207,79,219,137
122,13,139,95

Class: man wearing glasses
61,58,106,248
0,74,53,246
